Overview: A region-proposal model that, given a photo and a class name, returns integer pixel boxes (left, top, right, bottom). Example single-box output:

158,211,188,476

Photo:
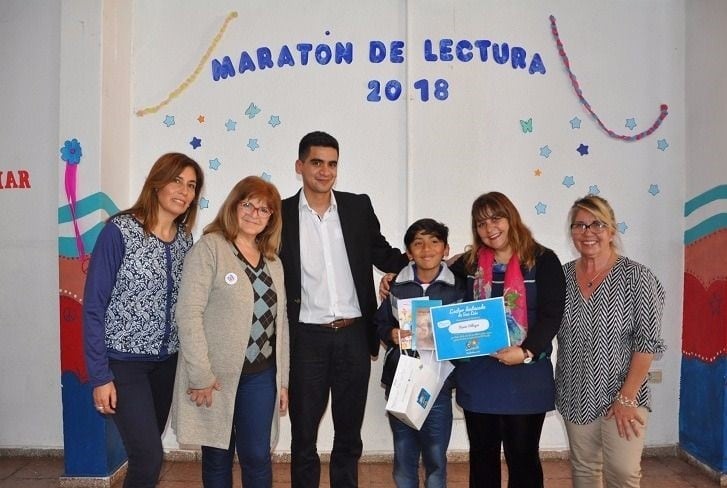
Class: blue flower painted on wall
59,138,84,257
61,139,82,164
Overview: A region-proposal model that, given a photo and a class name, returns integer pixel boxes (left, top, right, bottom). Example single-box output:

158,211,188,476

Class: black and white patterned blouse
555,255,666,424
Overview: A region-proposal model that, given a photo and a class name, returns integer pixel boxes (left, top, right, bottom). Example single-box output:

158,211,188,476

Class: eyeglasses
238,201,273,218
570,221,609,234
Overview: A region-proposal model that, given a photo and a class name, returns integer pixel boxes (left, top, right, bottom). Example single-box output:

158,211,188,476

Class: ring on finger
629,419,636,423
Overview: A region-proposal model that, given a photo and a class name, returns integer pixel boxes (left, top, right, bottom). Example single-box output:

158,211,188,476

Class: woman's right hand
93,382,117,415
187,380,221,407
379,273,396,300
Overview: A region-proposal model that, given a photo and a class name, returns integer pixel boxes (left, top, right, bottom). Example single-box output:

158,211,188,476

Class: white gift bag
385,351,453,430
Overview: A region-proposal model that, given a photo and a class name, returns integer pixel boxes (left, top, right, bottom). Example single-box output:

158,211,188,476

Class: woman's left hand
187,379,221,407
279,387,289,415
493,346,527,366
606,401,644,440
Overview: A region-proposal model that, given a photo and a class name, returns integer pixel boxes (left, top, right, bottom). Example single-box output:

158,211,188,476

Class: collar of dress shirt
299,189,337,215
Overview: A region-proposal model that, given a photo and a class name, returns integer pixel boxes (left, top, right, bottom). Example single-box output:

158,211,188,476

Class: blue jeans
202,366,276,488
388,387,453,488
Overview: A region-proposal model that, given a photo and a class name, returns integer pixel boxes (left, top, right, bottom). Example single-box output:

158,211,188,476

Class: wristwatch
521,346,534,364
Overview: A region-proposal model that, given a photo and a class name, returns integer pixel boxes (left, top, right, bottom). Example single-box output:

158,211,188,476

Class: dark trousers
464,411,546,488
289,320,370,488
109,355,177,488
202,366,277,488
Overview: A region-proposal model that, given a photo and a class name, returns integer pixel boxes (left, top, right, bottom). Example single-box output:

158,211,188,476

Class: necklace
585,268,607,288
580,254,614,288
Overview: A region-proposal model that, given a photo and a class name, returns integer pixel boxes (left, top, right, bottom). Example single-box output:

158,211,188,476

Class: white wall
0,0,63,448
0,0,692,455
685,0,727,200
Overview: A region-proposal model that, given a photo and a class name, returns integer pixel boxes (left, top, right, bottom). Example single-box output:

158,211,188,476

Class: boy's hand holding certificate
430,297,510,361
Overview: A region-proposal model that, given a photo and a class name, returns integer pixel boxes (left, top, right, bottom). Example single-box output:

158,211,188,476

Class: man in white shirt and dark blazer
279,131,408,487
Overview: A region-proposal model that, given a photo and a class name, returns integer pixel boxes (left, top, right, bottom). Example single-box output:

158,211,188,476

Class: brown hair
122,153,204,235
568,194,620,251
203,176,282,259
464,191,542,270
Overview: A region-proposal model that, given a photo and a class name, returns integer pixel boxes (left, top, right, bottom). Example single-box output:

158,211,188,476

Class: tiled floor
0,455,720,487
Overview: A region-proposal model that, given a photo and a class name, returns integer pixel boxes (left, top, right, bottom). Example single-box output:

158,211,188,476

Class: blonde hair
203,176,282,259
568,194,620,251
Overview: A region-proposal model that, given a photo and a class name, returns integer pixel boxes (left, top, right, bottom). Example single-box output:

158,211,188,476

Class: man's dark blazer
279,189,409,356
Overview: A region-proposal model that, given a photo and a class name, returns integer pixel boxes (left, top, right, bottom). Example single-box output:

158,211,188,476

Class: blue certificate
430,298,510,361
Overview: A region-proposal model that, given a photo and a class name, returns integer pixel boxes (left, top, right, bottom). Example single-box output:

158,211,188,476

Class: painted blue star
163,115,175,127
247,138,260,151
209,158,221,171
577,144,589,156
261,172,272,182
562,176,575,188
190,137,202,149
617,222,628,234
657,139,669,151
245,102,261,119
199,197,209,209
539,145,552,158
225,119,237,131
535,202,547,215
648,184,660,196
570,117,581,129
268,115,281,128
625,118,637,130
588,185,600,195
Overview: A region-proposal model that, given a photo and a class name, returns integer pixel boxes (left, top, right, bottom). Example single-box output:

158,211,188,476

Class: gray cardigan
171,232,290,450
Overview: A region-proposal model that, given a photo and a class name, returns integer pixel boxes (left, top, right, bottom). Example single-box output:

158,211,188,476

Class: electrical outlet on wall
647,370,662,383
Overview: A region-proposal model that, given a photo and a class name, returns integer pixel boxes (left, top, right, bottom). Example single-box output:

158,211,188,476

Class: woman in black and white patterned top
555,195,665,488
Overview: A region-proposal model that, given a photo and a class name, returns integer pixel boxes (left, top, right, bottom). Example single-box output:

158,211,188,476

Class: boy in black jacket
374,218,465,488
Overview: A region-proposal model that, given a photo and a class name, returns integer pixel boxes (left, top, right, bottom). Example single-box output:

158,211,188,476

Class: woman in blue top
451,192,565,488
83,153,204,488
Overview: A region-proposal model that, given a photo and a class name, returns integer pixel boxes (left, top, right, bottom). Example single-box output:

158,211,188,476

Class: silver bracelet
615,392,639,408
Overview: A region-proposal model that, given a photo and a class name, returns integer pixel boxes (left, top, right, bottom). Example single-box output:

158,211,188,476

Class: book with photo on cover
390,296,429,350
410,299,442,351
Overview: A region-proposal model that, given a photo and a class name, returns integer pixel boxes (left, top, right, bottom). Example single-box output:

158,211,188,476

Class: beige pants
564,407,649,488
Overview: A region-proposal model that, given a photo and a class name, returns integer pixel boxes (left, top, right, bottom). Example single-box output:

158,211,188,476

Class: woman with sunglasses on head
83,152,204,488
556,195,665,488
173,176,289,488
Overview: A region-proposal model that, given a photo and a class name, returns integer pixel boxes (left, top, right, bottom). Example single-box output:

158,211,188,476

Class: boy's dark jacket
374,262,466,394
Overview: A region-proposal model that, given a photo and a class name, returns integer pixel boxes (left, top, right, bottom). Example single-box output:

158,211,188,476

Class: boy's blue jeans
388,387,453,488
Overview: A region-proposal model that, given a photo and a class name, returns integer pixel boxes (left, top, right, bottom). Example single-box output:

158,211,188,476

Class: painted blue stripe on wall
684,185,727,217
58,192,120,224
58,222,107,257
684,213,727,245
